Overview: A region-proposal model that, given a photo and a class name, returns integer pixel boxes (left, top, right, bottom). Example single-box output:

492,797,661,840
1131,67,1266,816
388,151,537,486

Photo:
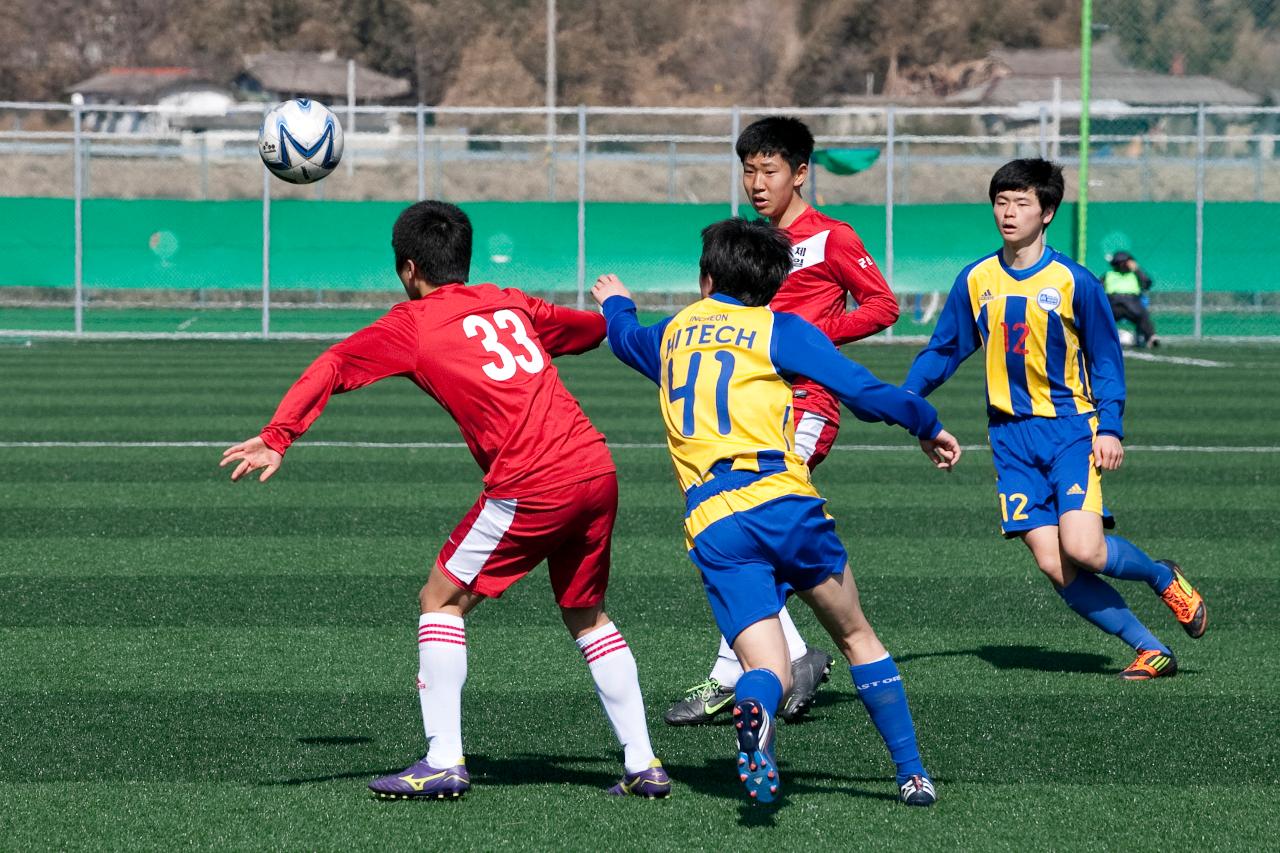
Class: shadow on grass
264,752,618,790
665,756,900,807
264,749,901,807
897,644,1113,674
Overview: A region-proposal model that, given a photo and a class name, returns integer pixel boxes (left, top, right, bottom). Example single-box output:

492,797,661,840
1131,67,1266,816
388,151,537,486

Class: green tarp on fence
1,198,1274,294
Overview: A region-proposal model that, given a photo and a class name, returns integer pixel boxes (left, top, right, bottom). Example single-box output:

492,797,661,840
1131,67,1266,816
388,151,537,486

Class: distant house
949,42,1262,113
236,51,411,104
66,67,235,133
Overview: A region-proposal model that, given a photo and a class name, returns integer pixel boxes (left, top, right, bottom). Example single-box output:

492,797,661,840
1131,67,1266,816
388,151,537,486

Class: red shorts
435,473,617,607
794,411,839,469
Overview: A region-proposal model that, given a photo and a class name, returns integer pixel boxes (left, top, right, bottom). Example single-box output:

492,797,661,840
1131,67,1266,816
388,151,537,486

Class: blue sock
1100,536,1175,593
1057,571,1170,654
850,656,926,784
735,668,783,716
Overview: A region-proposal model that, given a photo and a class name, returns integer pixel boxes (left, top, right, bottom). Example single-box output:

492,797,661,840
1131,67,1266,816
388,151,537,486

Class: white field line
1123,351,1230,368
0,440,1275,453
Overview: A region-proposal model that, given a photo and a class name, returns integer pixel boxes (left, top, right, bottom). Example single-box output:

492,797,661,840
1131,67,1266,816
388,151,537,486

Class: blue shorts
688,493,847,646
988,412,1114,537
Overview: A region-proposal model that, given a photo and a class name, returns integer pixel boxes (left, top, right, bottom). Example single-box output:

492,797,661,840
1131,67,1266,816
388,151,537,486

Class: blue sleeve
601,295,669,385
902,273,981,397
771,312,942,440
1072,270,1126,438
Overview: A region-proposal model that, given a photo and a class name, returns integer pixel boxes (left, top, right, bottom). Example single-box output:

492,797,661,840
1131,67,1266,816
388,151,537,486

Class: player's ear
699,273,715,298
1041,205,1056,228
793,161,808,190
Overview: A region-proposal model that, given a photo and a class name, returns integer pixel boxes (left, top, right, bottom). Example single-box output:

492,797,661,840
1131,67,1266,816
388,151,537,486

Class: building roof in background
66,67,228,99
949,42,1262,107
241,52,411,101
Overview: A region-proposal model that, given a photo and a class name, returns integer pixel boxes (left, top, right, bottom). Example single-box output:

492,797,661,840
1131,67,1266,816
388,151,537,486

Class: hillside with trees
1,0,1275,104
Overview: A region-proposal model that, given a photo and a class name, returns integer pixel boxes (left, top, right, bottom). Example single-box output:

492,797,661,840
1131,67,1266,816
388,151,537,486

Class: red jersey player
220,201,670,801
664,116,901,727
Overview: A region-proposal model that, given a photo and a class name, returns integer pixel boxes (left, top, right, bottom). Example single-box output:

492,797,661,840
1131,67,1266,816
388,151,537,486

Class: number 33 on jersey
463,309,545,381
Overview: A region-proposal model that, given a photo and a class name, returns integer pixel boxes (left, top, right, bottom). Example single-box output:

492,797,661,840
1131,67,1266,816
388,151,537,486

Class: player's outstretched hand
919,429,961,471
1094,434,1124,471
220,435,284,482
592,273,632,306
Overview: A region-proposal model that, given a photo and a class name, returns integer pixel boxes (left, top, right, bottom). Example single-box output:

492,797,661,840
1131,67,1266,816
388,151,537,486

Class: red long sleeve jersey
259,283,615,499
771,206,899,423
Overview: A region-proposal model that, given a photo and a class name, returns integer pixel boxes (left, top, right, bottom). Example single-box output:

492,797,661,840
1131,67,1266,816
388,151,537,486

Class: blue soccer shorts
987,412,1114,537
688,493,847,646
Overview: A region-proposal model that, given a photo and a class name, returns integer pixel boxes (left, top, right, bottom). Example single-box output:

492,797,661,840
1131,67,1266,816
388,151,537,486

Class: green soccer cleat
663,678,736,726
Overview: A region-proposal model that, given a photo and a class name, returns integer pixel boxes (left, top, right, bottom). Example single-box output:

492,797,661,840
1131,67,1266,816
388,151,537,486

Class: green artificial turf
1,340,1278,850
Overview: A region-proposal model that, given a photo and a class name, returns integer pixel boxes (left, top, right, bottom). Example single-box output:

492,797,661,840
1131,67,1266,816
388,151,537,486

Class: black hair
1109,250,1133,268
391,200,472,285
735,116,814,173
699,218,793,307
988,158,1065,219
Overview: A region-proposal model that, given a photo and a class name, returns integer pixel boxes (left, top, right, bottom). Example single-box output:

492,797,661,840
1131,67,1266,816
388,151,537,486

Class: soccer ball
258,98,344,184
1117,328,1136,346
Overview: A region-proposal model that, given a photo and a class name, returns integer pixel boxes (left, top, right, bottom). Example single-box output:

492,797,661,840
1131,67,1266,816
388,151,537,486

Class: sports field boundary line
1,440,1275,453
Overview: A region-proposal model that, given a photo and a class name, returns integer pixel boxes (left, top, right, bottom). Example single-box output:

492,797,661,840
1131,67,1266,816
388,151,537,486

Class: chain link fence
0,97,1277,339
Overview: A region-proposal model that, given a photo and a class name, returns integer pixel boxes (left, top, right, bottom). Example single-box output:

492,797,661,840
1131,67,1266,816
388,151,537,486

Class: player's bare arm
220,436,284,482
592,273,632,306
919,429,962,471
1093,434,1124,471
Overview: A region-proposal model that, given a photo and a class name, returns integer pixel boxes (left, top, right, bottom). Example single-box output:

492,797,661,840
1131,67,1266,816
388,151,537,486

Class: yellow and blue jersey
603,293,942,541
904,246,1126,438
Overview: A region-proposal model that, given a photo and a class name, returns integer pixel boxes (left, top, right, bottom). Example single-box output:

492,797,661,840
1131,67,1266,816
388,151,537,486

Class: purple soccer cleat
368,757,470,800
607,759,672,799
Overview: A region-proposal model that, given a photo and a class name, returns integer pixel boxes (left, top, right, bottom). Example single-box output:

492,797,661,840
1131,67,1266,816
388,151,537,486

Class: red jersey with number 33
259,283,614,498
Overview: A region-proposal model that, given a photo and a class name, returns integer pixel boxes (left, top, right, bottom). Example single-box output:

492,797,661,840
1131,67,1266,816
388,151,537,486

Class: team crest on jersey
1036,287,1062,312
790,230,829,272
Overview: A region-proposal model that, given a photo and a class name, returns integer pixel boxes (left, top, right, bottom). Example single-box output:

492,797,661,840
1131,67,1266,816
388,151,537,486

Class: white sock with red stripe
575,622,656,774
418,612,467,767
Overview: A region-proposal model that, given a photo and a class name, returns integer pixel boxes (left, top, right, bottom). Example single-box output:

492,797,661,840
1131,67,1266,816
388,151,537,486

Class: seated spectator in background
1101,251,1158,348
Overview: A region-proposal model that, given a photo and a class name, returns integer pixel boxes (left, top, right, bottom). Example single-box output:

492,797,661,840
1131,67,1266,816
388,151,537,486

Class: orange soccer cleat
1157,561,1207,639
1119,649,1178,681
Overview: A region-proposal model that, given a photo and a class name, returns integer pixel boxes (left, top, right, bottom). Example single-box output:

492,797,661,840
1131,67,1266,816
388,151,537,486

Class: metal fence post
416,103,426,201
262,164,271,340
885,106,895,291
1038,106,1048,158
576,105,587,310
667,140,677,203
1194,104,1206,340
730,106,741,216
72,100,83,336
433,137,443,200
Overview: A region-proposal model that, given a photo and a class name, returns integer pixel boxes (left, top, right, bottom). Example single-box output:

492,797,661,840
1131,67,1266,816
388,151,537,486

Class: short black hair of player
988,158,1065,219
735,116,814,173
391,200,472,284
699,218,793,307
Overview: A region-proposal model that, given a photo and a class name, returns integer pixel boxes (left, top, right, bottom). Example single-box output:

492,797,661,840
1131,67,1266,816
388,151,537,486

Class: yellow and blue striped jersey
904,246,1126,437
603,293,942,539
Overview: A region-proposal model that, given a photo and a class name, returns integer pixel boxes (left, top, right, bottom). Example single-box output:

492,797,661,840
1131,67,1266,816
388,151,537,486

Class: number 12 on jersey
667,351,735,436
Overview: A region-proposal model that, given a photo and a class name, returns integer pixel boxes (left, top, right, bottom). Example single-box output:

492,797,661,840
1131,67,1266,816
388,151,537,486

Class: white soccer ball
258,98,344,184
1117,328,1136,346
